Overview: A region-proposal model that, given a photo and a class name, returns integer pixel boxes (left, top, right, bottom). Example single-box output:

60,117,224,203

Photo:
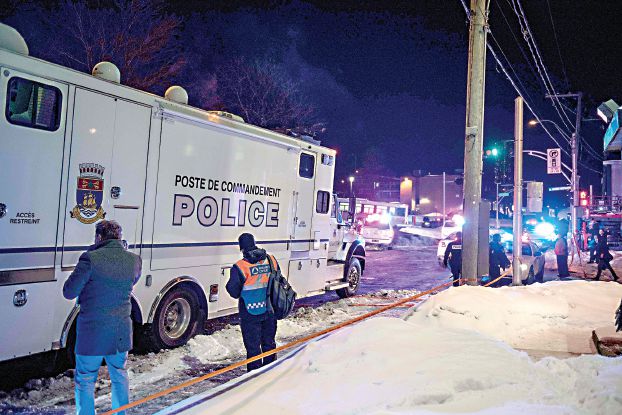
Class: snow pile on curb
409,280,622,353
159,317,622,415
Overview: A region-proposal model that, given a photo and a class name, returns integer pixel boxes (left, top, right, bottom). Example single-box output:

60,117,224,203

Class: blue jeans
75,351,129,415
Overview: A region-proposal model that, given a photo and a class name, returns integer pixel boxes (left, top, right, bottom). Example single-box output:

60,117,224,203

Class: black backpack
266,256,296,320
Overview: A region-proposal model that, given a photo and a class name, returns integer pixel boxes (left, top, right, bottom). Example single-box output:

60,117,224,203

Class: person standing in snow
489,233,510,282
226,233,279,371
443,231,462,287
555,233,569,279
62,220,141,415
594,229,619,282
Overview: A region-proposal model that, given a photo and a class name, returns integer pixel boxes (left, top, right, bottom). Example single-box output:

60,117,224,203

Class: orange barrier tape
483,270,511,287
101,279,456,415
348,302,420,308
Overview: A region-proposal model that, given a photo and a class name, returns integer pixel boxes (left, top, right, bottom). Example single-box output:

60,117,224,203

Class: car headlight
534,222,555,240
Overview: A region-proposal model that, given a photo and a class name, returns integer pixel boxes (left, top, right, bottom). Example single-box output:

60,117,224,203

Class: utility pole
462,0,489,286
512,96,524,286
495,182,500,228
545,92,582,243
442,171,446,228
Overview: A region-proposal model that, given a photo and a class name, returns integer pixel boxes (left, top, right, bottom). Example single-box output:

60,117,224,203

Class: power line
494,0,541,99
458,0,571,158
488,31,535,107
580,137,604,160
512,0,575,132
545,0,569,89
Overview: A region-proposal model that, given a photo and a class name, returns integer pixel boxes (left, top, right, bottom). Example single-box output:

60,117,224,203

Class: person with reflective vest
226,233,279,371
443,231,462,287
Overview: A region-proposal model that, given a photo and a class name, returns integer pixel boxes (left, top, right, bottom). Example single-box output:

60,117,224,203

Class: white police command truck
0,24,365,363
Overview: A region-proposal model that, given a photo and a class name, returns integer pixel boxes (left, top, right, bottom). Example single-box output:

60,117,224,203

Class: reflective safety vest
235,255,276,315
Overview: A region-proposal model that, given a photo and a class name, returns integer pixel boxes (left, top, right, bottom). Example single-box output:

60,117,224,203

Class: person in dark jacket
594,229,619,281
554,233,569,279
587,220,600,263
63,220,141,415
489,233,511,282
226,233,279,371
443,231,462,287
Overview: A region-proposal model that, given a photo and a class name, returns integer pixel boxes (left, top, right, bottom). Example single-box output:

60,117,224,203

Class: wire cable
545,0,570,90
513,0,575,131
458,0,571,158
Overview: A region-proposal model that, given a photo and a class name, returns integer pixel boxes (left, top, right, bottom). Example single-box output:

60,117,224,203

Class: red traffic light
580,199,588,207
579,191,587,199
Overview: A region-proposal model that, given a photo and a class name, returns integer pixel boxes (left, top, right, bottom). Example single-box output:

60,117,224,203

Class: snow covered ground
0,246,622,414
399,224,460,240
158,281,622,415
0,289,422,414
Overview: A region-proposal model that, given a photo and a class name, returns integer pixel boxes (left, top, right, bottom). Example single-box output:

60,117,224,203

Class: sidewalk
553,250,622,281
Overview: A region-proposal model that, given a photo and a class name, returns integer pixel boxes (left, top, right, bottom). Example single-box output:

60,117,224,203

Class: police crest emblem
70,163,106,224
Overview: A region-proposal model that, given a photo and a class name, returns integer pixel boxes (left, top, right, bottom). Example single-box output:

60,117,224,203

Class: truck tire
146,287,200,350
60,322,77,370
337,258,361,298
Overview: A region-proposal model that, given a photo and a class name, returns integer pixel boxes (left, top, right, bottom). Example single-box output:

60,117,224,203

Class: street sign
549,186,571,191
498,192,510,197
547,148,562,174
527,182,543,212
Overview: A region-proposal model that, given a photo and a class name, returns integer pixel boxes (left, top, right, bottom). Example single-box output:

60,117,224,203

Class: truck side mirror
348,197,356,218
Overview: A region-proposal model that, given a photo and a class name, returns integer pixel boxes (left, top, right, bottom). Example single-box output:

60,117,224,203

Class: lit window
316,191,330,214
299,153,315,179
6,77,62,131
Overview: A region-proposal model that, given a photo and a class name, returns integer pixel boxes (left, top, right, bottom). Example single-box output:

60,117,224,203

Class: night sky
173,0,621,202
6,0,622,207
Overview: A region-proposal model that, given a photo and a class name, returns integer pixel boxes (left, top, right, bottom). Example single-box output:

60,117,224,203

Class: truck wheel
146,287,200,350
337,258,361,298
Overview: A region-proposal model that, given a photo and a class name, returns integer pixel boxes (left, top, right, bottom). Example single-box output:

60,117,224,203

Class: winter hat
238,233,256,251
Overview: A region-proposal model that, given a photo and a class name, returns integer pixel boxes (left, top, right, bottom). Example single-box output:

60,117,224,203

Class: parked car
503,240,546,284
422,213,444,228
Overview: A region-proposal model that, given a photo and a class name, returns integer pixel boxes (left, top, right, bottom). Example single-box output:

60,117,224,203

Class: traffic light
484,147,499,158
579,190,589,207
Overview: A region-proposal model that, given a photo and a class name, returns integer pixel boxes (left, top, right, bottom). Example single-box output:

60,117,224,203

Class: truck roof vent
164,86,188,105
299,135,321,146
207,111,245,123
92,62,120,83
0,23,29,55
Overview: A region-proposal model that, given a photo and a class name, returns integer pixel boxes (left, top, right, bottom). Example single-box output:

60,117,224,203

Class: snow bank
158,317,622,415
409,280,622,353
399,225,459,240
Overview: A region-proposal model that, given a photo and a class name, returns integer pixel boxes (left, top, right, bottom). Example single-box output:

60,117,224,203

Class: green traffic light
491,148,499,156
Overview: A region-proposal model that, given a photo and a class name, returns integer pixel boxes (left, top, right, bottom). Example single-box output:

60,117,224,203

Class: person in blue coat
63,220,141,415
226,233,279,371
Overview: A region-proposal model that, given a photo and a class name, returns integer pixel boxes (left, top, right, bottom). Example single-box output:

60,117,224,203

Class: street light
348,176,355,195
528,119,571,140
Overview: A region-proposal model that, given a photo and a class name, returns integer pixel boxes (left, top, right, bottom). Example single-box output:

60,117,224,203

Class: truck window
6,77,62,131
299,153,315,179
316,191,330,214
